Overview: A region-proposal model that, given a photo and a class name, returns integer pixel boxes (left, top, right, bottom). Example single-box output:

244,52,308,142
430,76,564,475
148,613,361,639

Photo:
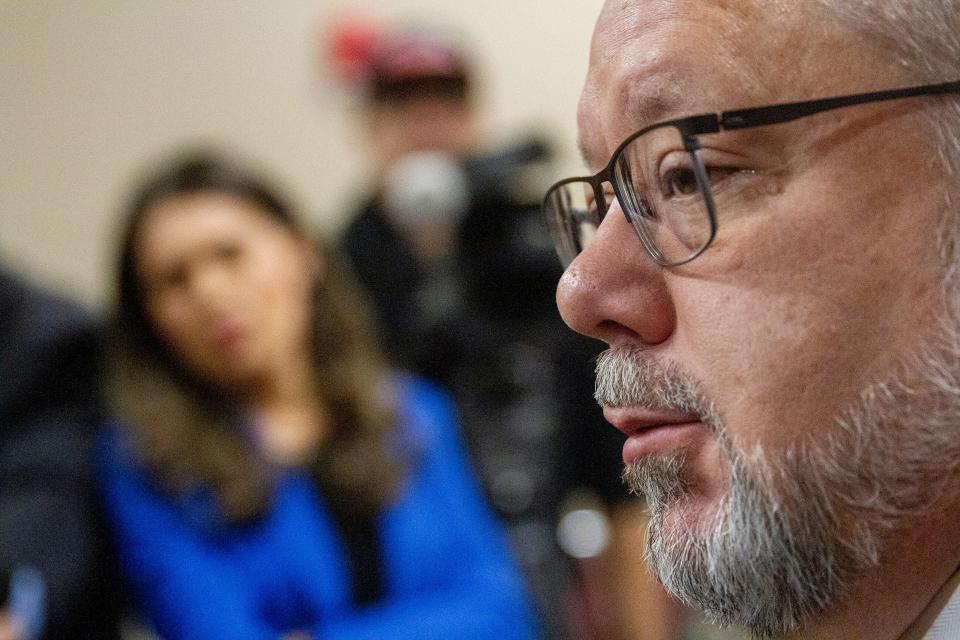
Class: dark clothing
0,269,120,640
322,490,384,606
339,196,470,387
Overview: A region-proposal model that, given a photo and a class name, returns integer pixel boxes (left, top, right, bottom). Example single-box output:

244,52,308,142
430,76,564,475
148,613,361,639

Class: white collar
923,578,960,640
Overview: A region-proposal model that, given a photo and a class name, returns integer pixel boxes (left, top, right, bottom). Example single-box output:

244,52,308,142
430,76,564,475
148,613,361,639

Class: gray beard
597,341,960,638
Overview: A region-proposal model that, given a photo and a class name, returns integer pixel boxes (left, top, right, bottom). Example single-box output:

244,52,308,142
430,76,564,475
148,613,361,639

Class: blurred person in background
96,152,539,640
328,17,678,639
333,19,481,383
0,267,121,640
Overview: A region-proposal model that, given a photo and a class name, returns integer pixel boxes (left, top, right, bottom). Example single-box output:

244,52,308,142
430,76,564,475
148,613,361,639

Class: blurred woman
96,152,539,640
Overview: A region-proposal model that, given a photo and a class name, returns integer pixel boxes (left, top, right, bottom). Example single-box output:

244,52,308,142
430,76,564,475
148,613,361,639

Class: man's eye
660,166,700,197
660,165,736,198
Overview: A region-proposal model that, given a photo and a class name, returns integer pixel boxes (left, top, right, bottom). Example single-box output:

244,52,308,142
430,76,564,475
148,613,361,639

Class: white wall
0,1,603,306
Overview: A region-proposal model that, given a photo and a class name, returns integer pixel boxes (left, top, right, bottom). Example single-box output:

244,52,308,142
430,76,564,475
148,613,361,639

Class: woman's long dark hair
107,151,402,521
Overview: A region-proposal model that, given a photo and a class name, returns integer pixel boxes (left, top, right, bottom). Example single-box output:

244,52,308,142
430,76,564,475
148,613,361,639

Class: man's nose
555,201,675,347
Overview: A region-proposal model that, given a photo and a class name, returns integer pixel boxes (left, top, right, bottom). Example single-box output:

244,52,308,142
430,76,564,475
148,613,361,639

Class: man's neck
783,506,960,640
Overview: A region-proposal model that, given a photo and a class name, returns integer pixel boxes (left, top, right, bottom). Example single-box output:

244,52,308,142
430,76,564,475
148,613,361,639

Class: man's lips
603,407,707,464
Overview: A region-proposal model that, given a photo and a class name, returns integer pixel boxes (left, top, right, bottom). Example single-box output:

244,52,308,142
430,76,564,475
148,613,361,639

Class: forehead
136,193,285,262
577,0,897,168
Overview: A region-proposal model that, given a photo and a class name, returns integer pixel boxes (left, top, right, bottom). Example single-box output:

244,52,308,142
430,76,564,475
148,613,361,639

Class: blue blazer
97,377,540,640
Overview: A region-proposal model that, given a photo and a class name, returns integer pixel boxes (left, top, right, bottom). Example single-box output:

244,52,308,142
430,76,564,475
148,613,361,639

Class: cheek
247,261,315,337
665,118,948,458
149,296,206,359
673,214,941,453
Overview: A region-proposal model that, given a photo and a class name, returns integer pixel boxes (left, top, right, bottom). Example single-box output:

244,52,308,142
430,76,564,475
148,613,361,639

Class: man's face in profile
557,1,960,636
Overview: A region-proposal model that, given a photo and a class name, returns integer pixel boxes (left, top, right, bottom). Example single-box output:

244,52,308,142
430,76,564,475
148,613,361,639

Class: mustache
594,346,717,423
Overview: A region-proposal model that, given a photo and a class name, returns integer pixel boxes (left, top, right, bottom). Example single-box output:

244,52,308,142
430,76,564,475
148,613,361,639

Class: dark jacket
0,268,120,640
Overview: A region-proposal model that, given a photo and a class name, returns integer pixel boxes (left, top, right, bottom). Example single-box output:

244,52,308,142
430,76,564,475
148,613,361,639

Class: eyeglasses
543,80,960,267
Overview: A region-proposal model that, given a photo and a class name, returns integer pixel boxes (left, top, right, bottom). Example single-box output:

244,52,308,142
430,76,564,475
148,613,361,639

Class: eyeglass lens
546,125,715,266
614,126,714,265
544,180,604,266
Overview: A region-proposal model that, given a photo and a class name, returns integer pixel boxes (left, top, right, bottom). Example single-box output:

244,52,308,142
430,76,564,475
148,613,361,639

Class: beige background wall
0,1,603,307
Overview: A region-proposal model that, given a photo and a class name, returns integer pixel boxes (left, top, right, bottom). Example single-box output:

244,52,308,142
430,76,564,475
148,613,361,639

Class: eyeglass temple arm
719,80,960,130
672,80,960,139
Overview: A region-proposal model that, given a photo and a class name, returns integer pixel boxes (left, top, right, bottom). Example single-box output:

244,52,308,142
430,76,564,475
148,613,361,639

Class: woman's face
135,192,319,391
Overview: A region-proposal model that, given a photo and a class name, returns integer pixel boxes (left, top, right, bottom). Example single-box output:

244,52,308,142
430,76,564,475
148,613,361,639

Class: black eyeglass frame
545,79,960,267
